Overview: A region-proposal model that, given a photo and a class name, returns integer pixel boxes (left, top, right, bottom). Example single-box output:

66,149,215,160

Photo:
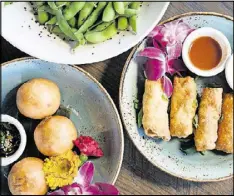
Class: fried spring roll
142,79,171,141
170,76,197,138
195,88,223,151
216,94,233,153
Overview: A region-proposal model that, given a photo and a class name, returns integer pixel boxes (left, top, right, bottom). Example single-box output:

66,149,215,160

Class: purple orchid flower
138,47,185,97
48,162,119,195
137,19,194,97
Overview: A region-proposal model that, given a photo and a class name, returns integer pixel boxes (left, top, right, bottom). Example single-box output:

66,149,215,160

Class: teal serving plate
1,58,124,195
119,12,233,182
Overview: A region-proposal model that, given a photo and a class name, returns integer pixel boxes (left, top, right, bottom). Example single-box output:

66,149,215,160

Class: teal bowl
1,58,124,195
119,12,233,182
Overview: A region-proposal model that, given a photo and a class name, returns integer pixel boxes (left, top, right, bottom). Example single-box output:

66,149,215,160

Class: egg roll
142,79,171,141
194,88,223,151
170,76,197,138
216,94,233,153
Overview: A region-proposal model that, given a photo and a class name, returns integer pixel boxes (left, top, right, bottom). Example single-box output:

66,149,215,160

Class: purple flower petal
148,25,163,37
172,59,186,72
154,33,168,48
152,38,167,53
175,20,194,43
175,20,191,33
145,59,166,80
163,19,180,31
47,189,66,195
166,42,182,60
166,59,186,76
94,183,119,195
153,38,161,49
83,185,101,195
160,20,180,45
138,47,166,61
156,20,194,47
162,76,173,98
74,161,94,188
62,183,83,195
176,28,194,44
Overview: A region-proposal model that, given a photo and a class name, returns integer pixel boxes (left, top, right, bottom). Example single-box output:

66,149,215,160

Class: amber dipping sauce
189,36,222,70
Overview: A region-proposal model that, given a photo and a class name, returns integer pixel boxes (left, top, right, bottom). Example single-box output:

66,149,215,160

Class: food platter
119,12,233,181
1,58,124,195
1,2,169,64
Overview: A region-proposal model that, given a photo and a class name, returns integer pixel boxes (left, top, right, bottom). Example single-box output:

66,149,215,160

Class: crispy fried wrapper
216,94,233,154
195,88,223,151
170,76,197,138
142,79,170,141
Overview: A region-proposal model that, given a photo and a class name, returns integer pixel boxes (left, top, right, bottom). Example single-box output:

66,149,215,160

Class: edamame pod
63,2,86,20
85,22,117,44
52,26,71,40
47,2,58,10
123,2,130,7
87,15,119,31
51,26,63,34
78,2,97,27
113,2,125,14
55,2,67,7
102,2,115,22
38,5,56,15
77,2,107,34
48,2,77,40
66,2,71,7
93,22,112,32
38,11,49,24
129,15,137,33
46,16,57,25
118,17,128,30
68,17,76,28
71,28,78,33
72,31,86,48
56,11,77,40
47,24,54,33
35,2,44,7
76,34,86,46
129,2,141,10
123,8,138,17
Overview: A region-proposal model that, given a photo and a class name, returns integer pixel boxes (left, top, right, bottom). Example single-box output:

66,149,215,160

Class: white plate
1,2,169,64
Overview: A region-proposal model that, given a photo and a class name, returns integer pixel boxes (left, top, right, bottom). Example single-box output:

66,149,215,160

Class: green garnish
133,99,140,110
200,151,206,156
180,147,197,155
192,99,198,109
219,114,224,123
194,76,199,82
208,82,222,88
80,153,88,163
162,93,168,101
137,108,143,128
192,114,198,129
179,136,205,156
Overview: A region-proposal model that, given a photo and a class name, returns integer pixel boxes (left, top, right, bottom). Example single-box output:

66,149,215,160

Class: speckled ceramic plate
1,58,124,195
2,2,169,65
119,12,233,182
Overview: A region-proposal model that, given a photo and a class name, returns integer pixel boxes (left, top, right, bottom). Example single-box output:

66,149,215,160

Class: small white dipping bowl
225,54,233,90
1,114,27,166
182,27,232,77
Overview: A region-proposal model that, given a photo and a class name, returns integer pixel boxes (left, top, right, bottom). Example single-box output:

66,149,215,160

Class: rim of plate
1,57,124,185
119,12,233,182
1,2,170,65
